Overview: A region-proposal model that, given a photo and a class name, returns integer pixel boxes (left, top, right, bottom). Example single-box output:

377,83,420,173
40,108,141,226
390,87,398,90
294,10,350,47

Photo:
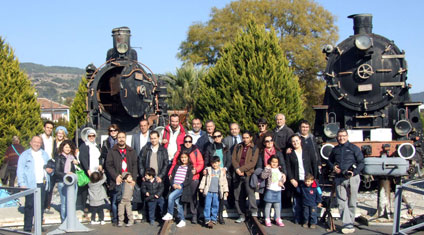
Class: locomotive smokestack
348,14,373,35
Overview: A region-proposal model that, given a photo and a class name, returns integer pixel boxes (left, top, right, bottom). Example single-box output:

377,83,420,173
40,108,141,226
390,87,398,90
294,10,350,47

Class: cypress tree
194,20,304,133
0,37,43,158
68,76,88,141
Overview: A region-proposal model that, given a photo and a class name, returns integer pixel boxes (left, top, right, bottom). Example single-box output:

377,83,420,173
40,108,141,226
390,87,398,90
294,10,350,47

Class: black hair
337,128,348,135
58,140,76,156
123,173,132,181
242,130,253,137
177,152,192,166
267,155,280,165
145,168,156,178
211,156,221,164
150,130,160,138
90,171,103,183
44,120,54,127
257,117,268,125
298,119,310,127
184,135,193,142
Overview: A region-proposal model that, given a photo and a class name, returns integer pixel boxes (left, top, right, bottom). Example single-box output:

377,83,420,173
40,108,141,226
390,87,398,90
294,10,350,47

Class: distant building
37,98,70,122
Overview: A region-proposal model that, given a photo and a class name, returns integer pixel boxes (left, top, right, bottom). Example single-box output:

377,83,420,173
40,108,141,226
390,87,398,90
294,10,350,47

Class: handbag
75,166,90,187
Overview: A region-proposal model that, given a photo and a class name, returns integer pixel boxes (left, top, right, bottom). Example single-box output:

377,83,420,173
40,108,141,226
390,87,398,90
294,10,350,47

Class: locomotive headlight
355,35,372,50
394,120,412,136
324,123,339,139
117,43,129,54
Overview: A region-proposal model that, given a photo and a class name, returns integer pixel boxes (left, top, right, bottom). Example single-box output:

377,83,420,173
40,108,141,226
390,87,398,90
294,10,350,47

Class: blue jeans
167,188,184,220
204,192,219,222
303,205,318,225
293,192,303,224
58,182,78,222
147,197,165,223
111,189,119,223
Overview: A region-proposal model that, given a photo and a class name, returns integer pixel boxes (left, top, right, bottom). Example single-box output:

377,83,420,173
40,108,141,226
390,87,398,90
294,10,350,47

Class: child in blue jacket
299,174,322,229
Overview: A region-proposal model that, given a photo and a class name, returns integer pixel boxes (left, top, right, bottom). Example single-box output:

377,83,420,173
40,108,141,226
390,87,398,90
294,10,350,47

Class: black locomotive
83,27,168,139
314,14,423,180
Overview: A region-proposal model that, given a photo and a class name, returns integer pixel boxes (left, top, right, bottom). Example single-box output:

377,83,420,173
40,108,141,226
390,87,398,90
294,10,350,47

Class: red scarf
119,148,128,172
264,147,276,166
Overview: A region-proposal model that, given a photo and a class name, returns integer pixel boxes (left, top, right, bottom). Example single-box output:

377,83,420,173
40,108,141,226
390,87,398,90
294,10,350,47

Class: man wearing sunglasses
253,118,273,150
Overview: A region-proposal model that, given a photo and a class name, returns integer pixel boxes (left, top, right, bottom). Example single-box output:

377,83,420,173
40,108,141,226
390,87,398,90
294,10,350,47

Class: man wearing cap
105,131,138,226
253,118,273,150
17,136,53,232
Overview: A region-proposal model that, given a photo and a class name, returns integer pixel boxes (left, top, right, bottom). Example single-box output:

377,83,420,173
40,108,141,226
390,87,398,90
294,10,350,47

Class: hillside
20,63,84,102
411,91,424,103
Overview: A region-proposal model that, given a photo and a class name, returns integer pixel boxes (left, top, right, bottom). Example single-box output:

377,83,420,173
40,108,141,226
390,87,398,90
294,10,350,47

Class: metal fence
0,186,42,235
393,179,424,235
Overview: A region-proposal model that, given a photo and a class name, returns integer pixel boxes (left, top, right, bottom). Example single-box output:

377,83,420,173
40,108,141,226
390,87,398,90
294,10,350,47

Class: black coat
170,164,193,203
141,178,164,201
138,143,169,180
54,154,76,182
105,145,138,190
286,147,317,182
273,125,294,152
256,149,287,175
100,137,116,167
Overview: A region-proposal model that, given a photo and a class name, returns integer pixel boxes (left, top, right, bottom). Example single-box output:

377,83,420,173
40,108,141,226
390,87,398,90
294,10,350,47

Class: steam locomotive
82,27,169,142
314,14,423,182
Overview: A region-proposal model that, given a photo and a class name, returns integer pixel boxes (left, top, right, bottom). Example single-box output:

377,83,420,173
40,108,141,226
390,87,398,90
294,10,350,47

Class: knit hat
55,126,68,135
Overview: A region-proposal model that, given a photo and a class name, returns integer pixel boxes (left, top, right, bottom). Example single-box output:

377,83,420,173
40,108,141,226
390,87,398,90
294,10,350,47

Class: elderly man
223,122,242,153
328,129,364,234
17,136,53,232
132,119,151,157
273,113,294,153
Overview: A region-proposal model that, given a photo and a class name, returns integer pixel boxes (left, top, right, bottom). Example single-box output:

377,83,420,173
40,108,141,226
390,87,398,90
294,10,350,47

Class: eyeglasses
109,129,118,132
258,124,267,127
88,135,96,138
264,140,273,143
184,140,192,143
213,135,222,138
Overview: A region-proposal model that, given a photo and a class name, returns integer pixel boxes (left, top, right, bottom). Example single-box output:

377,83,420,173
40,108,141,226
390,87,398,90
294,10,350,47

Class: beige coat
199,166,229,199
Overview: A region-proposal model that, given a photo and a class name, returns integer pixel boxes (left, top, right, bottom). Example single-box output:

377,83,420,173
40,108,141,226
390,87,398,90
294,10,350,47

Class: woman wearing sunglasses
100,124,120,166
168,135,204,224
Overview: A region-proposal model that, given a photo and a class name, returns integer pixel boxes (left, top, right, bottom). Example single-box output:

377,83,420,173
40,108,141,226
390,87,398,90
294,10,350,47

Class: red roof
37,98,69,109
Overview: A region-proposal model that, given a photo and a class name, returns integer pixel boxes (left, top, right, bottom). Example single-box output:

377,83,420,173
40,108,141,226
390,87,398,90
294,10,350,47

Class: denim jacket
17,149,51,189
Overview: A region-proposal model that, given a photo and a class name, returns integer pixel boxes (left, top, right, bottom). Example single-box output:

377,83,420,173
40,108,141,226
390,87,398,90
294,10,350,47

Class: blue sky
1,0,423,93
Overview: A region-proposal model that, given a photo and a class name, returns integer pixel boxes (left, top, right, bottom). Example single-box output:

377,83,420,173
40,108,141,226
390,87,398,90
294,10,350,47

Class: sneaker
341,228,355,234
176,220,186,228
265,218,272,227
117,222,123,227
126,222,134,227
302,224,308,228
310,224,316,229
100,221,106,225
212,221,217,225
205,220,211,226
91,221,100,225
162,213,173,221
276,218,285,227
251,211,258,217
235,216,245,223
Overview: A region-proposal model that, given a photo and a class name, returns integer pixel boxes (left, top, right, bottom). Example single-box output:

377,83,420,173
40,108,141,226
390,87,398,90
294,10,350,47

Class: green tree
165,63,207,113
194,20,304,134
0,37,43,159
178,0,338,122
68,76,88,141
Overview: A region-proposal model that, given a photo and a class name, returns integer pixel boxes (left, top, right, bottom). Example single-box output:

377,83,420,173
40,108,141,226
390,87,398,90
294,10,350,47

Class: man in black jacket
328,129,364,234
273,113,294,153
105,131,138,226
139,131,169,183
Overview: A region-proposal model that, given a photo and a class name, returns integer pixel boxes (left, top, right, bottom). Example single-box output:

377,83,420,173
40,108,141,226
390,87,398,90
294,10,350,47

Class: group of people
8,113,364,234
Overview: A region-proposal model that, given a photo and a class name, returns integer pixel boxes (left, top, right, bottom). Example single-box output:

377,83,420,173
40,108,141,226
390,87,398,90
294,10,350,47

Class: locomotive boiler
314,14,423,181
82,27,168,141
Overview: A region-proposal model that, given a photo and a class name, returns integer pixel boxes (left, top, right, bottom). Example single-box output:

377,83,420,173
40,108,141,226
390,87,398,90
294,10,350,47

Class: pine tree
68,76,88,141
194,20,304,133
0,37,43,158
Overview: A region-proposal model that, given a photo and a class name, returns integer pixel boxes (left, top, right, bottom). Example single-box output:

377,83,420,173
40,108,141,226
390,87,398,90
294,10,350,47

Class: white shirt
268,168,283,191
188,130,202,145
32,150,45,183
294,149,305,181
41,133,53,158
168,127,180,161
139,131,150,151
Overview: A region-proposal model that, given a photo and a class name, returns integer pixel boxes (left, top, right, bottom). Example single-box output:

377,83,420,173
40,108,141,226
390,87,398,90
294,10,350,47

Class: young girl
88,171,107,225
162,153,193,228
261,155,286,227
